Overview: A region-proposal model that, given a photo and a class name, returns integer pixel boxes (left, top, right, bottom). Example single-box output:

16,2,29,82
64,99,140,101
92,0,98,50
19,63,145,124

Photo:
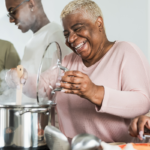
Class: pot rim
0,101,56,108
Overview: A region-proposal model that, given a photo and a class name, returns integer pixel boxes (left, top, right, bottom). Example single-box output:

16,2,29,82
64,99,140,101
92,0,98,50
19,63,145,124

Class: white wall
0,0,149,61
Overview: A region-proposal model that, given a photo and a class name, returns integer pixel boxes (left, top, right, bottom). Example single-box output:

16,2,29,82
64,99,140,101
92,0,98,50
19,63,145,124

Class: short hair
60,0,104,23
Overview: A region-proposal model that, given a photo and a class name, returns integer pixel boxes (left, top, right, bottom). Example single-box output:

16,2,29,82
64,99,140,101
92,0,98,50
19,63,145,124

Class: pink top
56,41,150,143
24,41,150,143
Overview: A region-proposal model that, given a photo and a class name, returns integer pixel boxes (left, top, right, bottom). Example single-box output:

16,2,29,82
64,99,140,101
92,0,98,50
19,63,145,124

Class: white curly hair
60,0,104,23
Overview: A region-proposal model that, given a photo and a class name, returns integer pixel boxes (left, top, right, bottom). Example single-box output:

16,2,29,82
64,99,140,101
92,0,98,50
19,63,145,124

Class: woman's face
5,0,35,33
62,11,103,60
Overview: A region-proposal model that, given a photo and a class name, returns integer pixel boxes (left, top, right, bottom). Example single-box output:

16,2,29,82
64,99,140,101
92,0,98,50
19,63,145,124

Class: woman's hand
128,115,150,140
5,68,28,89
58,71,104,106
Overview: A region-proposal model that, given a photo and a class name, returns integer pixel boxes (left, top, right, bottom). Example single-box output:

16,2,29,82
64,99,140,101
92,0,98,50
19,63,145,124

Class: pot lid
36,42,62,103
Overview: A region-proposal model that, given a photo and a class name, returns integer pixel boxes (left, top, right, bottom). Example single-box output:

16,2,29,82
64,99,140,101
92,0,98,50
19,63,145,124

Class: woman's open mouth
75,40,87,54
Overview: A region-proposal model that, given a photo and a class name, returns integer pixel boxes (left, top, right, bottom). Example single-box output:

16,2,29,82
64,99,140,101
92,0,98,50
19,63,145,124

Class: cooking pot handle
19,103,56,115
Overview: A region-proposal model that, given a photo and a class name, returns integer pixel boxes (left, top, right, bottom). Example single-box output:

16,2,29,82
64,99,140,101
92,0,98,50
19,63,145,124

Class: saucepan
0,42,68,150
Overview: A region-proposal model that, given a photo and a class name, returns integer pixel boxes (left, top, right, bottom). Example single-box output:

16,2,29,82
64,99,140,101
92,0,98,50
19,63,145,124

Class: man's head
5,0,42,33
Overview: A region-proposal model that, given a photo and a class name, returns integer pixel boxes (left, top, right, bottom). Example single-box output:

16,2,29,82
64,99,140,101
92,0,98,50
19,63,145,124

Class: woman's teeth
75,42,84,50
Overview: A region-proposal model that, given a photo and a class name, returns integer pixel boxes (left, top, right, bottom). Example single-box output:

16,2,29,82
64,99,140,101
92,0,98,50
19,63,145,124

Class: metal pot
0,42,68,150
0,101,56,149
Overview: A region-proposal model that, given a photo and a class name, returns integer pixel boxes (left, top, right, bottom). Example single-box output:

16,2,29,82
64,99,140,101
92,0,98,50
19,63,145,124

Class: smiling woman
61,0,113,67
55,0,150,143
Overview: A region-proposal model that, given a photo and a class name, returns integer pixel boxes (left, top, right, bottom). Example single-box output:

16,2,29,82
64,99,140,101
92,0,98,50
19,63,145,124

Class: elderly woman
56,0,150,143
6,0,150,143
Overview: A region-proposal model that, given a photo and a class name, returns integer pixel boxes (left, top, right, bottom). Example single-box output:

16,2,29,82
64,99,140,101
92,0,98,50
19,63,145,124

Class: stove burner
0,145,49,150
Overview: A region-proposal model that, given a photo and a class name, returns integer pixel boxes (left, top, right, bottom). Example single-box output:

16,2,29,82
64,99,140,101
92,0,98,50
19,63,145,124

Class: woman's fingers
60,81,81,90
61,88,81,95
59,71,99,103
128,118,138,137
137,116,150,140
64,70,85,78
145,120,150,130
129,116,150,140
129,132,136,137
137,118,146,140
61,75,83,84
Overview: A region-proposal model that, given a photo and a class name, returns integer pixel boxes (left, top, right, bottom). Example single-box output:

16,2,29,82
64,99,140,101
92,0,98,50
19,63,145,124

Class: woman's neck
83,38,115,67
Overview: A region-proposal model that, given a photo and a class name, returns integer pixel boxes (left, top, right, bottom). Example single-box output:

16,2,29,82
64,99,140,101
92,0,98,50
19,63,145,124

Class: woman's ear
96,16,104,32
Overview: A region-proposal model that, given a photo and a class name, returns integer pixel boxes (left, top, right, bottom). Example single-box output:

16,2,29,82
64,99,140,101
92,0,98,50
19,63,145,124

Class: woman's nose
68,32,77,44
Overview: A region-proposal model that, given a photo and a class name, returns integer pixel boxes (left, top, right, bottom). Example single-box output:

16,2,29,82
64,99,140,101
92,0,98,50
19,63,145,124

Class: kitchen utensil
71,134,101,150
16,65,23,105
36,42,69,103
44,125,70,150
0,102,53,149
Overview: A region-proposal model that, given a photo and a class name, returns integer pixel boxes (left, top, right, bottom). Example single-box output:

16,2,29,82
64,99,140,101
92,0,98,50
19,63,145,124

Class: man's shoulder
46,22,63,33
0,39,13,47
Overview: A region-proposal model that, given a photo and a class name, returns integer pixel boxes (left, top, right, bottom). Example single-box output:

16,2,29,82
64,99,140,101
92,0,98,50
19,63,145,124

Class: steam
0,69,16,105
0,69,38,105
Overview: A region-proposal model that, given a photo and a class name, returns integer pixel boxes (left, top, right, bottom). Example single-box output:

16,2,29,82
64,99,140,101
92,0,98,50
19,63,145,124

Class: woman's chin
80,54,90,60
78,51,90,58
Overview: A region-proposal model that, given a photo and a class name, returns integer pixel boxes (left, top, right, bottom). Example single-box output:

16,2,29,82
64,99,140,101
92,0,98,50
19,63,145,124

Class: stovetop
0,145,49,150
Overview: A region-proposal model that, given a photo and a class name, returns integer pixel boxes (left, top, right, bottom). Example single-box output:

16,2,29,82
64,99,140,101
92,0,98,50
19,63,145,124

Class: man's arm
5,43,20,69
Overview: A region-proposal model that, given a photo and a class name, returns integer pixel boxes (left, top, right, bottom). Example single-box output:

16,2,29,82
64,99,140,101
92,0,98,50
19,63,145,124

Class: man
0,39,20,72
5,0,71,128
5,0,71,73
0,39,20,95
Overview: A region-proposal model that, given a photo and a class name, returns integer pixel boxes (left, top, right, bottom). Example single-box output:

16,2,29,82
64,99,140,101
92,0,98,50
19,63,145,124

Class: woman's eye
64,34,69,38
75,27,81,32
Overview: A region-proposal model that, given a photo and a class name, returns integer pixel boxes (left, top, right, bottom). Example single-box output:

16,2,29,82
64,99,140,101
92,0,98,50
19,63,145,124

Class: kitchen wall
0,0,149,61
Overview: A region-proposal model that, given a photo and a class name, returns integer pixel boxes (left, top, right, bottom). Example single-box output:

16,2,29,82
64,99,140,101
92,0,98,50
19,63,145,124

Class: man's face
5,0,35,33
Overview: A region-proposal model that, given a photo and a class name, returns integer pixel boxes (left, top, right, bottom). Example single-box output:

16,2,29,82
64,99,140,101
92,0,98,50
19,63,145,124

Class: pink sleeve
96,44,150,118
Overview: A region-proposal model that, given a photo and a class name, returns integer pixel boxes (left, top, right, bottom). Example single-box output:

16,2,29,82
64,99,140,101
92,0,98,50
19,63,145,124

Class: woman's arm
96,44,150,118
60,44,150,119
